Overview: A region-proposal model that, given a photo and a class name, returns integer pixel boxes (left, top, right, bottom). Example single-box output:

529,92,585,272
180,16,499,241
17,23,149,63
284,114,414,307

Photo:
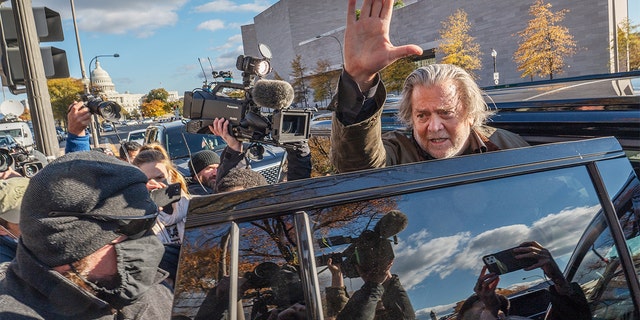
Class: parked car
143,120,287,183
172,72,640,319
126,128,146,146
101,123,114,132
309,108,406,137
55,127,67,142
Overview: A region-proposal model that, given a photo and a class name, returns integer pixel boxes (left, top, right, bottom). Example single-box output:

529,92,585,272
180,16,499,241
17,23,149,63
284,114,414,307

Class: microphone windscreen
252,79,295,110
374,210,409,239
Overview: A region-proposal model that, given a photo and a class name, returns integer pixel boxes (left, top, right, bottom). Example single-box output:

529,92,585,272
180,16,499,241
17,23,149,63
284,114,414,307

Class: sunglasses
48,210,159,239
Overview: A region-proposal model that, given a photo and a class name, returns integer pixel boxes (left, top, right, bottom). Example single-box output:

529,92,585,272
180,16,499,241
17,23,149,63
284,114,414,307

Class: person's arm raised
343,0,423,92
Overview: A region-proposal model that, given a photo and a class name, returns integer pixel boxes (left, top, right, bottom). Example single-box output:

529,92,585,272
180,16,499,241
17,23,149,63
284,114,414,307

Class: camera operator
208,118,311,191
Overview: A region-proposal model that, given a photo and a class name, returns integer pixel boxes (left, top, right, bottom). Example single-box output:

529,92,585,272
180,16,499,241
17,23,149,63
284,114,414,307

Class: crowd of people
0,0,594,319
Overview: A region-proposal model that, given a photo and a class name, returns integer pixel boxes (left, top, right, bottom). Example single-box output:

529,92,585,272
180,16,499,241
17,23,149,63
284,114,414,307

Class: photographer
471,241,590,320
65,101,92,153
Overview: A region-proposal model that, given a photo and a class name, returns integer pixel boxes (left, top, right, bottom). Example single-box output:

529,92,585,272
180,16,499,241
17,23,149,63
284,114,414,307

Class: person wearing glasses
0,151,172,318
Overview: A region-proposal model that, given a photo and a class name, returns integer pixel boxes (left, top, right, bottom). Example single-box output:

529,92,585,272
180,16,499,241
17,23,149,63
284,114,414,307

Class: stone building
241,0,629,89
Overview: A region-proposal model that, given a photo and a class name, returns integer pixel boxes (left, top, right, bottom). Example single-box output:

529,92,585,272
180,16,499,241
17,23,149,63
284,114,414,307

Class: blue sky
2,0,639,102
14,0,279,99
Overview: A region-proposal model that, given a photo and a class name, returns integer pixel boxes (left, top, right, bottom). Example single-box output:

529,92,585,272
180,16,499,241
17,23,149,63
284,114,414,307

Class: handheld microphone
374,210,409,239
252,79,295,110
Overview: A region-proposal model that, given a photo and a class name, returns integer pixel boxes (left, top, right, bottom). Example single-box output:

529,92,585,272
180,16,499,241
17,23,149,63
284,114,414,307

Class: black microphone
374,210,409,239
252,79,295,110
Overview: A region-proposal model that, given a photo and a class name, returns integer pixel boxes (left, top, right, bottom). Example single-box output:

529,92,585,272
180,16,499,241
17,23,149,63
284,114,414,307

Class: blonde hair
133,143,189,196
397,64,495,129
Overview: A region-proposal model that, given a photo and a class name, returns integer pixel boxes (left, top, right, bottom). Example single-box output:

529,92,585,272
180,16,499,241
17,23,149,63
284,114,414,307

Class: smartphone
150,183,182,209
482,246,537,275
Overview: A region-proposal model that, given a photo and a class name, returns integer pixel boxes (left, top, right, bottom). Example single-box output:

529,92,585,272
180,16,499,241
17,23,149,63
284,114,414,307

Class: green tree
145,88,169,103
437,9,482,77
612,18,640,72
513,0,576,80
290,54,308,107
381,57,415,94
309,59,340,107
47,78,84,126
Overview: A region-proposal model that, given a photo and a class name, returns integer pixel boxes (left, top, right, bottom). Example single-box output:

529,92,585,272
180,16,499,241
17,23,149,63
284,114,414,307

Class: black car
143,120,287,183
172,72,640,319
0,134,18,150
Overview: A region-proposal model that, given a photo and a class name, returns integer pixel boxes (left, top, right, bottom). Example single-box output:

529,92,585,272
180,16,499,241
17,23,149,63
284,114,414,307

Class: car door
173,137,640,319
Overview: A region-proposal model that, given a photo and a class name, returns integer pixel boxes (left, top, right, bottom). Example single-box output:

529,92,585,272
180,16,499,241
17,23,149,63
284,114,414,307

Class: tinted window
175,165,604,319
164,131,224,159
311,166,600,318
568,158,640,320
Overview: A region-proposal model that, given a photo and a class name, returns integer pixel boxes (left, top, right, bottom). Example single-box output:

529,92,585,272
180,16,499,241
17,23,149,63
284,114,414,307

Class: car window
164,130,225,159
174,165,605,318
567,157,640,320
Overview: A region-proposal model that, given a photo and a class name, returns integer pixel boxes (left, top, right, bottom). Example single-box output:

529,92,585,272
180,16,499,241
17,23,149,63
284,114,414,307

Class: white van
0,121,35,150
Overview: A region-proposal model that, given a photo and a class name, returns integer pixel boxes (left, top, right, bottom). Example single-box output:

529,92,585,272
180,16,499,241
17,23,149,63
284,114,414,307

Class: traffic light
0,7,69,93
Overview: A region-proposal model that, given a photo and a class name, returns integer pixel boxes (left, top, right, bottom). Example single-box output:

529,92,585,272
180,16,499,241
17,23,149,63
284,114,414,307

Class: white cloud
194,0,273,13
197,19,226,32
34,0,187,38
392,205,599,291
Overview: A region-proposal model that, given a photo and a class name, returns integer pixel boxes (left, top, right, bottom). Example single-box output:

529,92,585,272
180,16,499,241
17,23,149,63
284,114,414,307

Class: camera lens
97,101,122,122
0,149,13,172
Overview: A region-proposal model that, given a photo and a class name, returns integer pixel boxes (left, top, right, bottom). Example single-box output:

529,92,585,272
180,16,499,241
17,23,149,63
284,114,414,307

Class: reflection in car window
165,132,224,159
312,166,601,318
570,175,640,320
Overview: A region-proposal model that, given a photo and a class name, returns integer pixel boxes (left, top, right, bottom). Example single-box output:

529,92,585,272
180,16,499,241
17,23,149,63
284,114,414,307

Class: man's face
197,164,219,186
137,161,169,190
410,81,472,159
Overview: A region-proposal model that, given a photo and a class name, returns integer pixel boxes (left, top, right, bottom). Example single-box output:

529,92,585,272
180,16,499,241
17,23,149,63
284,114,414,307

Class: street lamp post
89,54,119,95
316,34,344,66
491,48,499,85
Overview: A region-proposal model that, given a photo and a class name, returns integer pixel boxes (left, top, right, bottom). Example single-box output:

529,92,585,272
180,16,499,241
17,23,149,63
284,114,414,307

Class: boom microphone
374,210,409,239
252,79,295,110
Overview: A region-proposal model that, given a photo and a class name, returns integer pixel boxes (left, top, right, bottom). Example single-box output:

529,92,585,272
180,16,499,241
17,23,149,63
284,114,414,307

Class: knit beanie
189,150,220,177
0,177,29,224
20,150,157,267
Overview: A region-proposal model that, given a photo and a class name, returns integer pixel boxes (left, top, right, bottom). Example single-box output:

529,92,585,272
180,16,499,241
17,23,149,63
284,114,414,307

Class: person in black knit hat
0,150,172,319
187,149,221,195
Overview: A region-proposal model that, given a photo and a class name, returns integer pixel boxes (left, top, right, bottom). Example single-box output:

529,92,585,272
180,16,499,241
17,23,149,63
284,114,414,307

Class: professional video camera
316,210,409,278
0,147,44,178
183,44,312,147
81,94,122,122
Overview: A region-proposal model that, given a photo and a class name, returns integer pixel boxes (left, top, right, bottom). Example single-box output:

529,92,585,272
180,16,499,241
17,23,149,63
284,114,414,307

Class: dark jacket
0,242,173,319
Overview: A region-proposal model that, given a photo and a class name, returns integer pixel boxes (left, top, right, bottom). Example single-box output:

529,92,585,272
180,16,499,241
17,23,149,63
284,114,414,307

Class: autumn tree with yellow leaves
612,18,640,72
437,9,482,77
47,78,84,125
309,59,340,108
514,0,576,80
381,57,415,94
